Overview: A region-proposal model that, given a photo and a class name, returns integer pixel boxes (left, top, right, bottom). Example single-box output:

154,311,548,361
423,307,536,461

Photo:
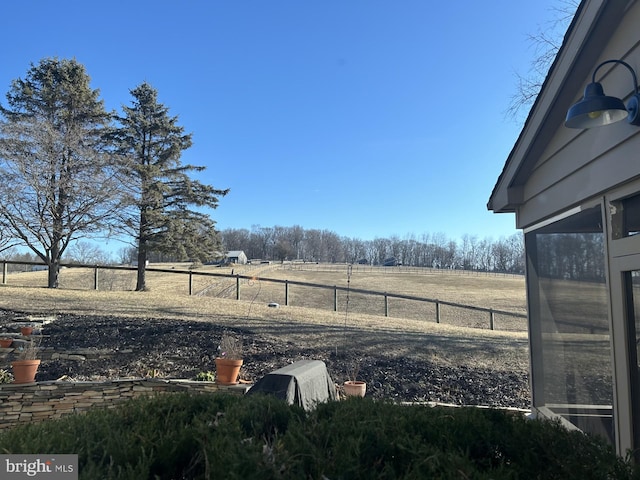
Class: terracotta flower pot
0,338,13,348
215,358,243,385
344,380,367,397
11,359,41,384
20,326,33,336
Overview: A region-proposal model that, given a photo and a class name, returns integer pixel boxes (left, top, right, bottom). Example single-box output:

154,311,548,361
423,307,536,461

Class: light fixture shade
565,82,629,128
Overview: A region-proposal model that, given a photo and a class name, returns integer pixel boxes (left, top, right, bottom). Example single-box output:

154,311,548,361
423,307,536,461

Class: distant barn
225,250,248,265
382,257,400,267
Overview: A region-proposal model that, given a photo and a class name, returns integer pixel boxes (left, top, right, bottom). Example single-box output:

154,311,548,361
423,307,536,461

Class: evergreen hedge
0,393,636,479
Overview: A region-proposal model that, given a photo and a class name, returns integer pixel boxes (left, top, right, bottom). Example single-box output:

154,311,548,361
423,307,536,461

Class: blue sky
0,1,570,243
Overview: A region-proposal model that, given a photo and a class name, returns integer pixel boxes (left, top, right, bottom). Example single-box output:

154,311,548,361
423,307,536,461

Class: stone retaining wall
0,379,250,430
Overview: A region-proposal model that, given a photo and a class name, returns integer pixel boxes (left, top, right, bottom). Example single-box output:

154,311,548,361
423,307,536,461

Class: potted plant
339,265,367,397
0,338,13,348
11,338,41,384
215,331,243,385
343,361,366,397
20,325,33,336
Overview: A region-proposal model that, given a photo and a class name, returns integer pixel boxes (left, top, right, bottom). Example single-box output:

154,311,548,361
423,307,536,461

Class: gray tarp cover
247,360,337,410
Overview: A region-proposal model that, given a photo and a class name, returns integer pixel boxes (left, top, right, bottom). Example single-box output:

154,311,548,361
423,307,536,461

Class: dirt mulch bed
0,310,530,410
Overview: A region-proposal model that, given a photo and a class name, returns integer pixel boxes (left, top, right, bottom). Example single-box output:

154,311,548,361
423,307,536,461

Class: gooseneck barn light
565,59,640,128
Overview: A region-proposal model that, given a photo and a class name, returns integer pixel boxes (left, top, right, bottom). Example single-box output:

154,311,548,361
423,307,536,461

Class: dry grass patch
0,265,530,373
3,264,527,330
0,282,529,373
272,265,526,311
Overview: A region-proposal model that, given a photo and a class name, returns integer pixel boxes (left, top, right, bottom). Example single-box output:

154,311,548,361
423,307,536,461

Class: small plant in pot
339,265,367,398
343,361,366,398
11,338,41,384
20,325,34,336
0,338,13,348
215,331,243,385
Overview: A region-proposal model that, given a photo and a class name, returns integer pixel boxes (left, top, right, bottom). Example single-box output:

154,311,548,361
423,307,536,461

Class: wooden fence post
189,272,193,296
2,261,6,285
236,275,240,300
285,280,289,306
334,286,338,312
436,301,440,324
384,293,389,317
94,266,99,290
489,309,495,330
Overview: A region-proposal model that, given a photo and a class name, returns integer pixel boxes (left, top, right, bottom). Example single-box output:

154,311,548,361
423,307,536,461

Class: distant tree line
220,226,525,274
7,226,609,281
534,232,605,282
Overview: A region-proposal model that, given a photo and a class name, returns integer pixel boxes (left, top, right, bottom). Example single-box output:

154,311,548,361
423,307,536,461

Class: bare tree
274,239,295,261
369,238,388,265
0,224,20,257
323,230,343,263
0,58,120,287
254,226,275,260
506,1,579,120
220,228,251,254
289,225,305,260
65,241,113,265
304,229,326,262
117,246,136,265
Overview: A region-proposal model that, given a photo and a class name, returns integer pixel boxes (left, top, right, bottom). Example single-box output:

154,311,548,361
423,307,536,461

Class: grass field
1,262,528,332
0,263,529,374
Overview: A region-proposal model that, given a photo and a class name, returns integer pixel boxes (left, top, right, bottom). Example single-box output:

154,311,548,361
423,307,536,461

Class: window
525,205,614,443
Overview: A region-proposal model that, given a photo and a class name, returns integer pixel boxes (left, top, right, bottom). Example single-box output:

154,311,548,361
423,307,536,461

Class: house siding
514,1,640,228
489,0,640,458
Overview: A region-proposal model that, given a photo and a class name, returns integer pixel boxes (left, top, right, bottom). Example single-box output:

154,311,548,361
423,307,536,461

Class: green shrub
194,371,216,382
0,394,636,479
0,368,13,383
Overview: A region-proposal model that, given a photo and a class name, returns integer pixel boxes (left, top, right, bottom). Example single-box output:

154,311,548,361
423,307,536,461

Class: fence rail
0,260,527,331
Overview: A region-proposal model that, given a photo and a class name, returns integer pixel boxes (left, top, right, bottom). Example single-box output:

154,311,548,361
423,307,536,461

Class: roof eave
488,0,621,214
